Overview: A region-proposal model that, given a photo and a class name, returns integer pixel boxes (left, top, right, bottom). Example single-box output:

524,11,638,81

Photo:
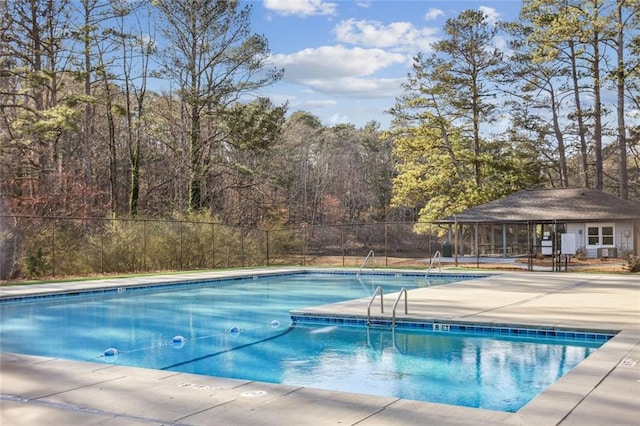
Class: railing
426,250,441,276
391,287,408,328
357,250,375,275
366,286,384,325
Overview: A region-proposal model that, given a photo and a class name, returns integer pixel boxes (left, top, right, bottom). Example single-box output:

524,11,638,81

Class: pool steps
366,286,384,324
357,250,375,275
425,250,442,275
391,287,408,328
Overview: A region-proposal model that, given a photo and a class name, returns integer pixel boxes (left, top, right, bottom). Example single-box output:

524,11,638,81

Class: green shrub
91,220,144,273
50,220,95,276
266,228,302,265
26,247,48,277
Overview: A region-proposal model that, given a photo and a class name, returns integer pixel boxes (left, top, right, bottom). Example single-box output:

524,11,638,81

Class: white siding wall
565,221,634,258
616,221,634,255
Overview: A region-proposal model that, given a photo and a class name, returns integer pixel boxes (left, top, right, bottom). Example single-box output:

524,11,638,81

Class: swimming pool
0,271,610,412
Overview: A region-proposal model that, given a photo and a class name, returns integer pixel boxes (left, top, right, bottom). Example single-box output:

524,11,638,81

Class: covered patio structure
436,188,640,271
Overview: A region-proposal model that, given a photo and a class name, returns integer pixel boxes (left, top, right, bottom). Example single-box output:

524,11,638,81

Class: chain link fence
1,216,461,280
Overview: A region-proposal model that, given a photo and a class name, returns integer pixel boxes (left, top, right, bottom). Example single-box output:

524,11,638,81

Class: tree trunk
30,2,50,191
472,79,482,188
616,0,628,199
592,7,604,191
129,141,140,216
106,93,118,215
83,4,93,193
550,90,569,187
189,106,202,211
569,39,590,188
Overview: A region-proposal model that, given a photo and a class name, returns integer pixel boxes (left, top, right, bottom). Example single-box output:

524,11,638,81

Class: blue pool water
0,272,607,412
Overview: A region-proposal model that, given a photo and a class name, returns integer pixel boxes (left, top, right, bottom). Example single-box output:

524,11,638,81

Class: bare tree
153,0,282,212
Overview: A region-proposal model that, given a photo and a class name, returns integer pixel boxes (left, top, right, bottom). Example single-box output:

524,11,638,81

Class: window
586,224,615,247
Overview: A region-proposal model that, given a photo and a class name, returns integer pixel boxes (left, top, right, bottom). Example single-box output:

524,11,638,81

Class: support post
502,224,507,257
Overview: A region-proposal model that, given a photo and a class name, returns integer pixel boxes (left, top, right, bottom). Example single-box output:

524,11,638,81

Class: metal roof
440,188,640,223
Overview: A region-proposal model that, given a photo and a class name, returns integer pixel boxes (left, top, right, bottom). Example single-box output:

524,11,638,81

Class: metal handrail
391,287,408,328
426,250,441,276
366,286,384,325
357,250,375,275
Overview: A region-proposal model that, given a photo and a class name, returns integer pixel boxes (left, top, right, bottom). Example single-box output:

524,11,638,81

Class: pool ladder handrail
426,250,441,276
391,287,408,328
358,250,375,275
366,286,384,325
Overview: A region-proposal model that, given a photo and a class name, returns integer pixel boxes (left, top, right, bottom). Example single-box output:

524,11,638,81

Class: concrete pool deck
1,268,638,425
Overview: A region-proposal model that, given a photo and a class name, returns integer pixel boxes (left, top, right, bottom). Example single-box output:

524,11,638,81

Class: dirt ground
303,255,631,273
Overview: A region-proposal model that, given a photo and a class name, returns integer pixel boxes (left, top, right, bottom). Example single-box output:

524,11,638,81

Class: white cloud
264,93,295,105
262,93,337,109
263,0,337,17
356,1,372,8
304,76,404,98
270,45,406,97
479,6,500,26
334,18,438,53
294,99,337,109
327,113,350,125
272,45,406,80
493,35,510,54
424,8,444,21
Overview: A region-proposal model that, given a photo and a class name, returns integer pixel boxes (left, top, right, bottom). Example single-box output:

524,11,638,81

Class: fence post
265,229,270,267
384,222,388,267
211,222,216,269
429,223,432,257
51,217,56,277
301,223,307,266
341,225,345,267
143,219,147,272
454,216,459,266
179,220,183,270
241,228,245,267
100,219,104,274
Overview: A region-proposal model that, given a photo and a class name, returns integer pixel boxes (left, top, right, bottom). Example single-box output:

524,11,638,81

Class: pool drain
178,383,218,391
619,358,637,367
241,390,267,398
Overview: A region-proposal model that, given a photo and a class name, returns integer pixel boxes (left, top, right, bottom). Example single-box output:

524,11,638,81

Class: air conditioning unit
597,247,617,258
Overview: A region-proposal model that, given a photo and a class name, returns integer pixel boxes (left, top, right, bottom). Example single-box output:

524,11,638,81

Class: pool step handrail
358,250,375,275
426,250,441,276
391,288,408,328
367,286,384,325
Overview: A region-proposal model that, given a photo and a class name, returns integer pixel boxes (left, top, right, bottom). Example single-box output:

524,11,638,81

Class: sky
245,0,524,129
